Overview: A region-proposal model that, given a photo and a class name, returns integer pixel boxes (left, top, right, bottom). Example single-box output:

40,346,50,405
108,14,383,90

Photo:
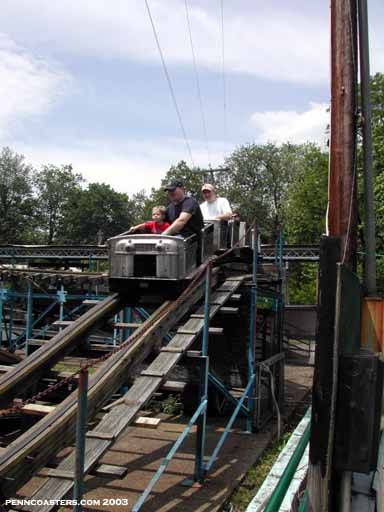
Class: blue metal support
25,282,33,355
15,300,58,346
0,288,7,349
131,399,208,512
246,227,258,432
122,306,132,341
194,263,211,482
57,285,67,332
112,314,118,346
208,372,249,417
205,374,256,473
136,307,172,344
8,291,14,352
73,367,88,512
194,355,209,483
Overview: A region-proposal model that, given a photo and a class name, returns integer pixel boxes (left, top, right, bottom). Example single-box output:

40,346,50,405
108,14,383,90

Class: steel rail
0,293,121,405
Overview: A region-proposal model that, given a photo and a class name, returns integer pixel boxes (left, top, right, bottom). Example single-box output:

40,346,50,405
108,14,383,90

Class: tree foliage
33,164,83,243
60,183,135,243
371,73,384,176
284,144,329,243
0,147,34,243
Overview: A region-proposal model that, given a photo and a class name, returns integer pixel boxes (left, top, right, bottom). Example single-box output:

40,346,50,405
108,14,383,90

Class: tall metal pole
327,0,358,269
73,367,88,512
309,2,358,510
194,263,211,482
357,0,377,295
246,225,258,432
25,282,33,356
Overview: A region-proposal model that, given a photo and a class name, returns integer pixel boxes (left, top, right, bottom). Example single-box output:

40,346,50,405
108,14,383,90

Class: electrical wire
261,363,282,440
184,0,211,167
220,0,228,160
144,0,195,168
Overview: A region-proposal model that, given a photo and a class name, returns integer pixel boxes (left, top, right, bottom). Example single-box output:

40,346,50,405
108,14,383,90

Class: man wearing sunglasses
200,183,232,221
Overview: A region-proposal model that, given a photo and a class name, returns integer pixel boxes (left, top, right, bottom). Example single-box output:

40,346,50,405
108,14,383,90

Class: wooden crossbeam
94,464,127,478
37,468,74,479
27,339,49,346
114,322,142,329
161,380,186,392
219,307,239,314
160,346,184,353
134,416,161,429
86,431,115,440
22,404,56,416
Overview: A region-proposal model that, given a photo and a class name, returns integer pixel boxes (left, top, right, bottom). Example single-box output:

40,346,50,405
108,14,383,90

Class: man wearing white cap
200,183,232,221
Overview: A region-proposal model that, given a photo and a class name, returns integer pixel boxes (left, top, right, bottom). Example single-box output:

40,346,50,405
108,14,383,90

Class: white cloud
250,102,329,146
1,0,330,85
0,33,70,138
15,137,225,195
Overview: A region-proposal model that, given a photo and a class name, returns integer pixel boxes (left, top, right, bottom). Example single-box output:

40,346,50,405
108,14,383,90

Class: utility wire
184,0,211,167
220,0,228,160
144,0,195,168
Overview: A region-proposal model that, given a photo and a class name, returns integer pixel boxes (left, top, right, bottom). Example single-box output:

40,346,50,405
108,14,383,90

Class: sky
0,0,383,194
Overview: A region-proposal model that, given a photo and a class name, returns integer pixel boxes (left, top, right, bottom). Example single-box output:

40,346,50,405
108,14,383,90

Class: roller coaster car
206,219,238,251
108,223,214,303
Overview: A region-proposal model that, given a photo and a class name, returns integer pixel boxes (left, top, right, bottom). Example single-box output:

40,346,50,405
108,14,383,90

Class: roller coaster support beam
25,282,33,355
246,226,258,432
73,366,88,512
194,263,212,482
0,288,7,349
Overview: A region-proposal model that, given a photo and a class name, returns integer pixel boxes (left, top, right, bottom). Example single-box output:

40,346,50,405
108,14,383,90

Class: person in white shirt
200,183,233,221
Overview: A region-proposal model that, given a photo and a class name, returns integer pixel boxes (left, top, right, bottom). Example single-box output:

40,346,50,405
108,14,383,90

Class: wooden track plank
141,353,181,377
219,307,239,314
94,463,127,478
134,416,161,428
15,276,246,510
22,404,55,416
165,333,195,350
210,291,232,305
114,322,141,329
161,380,186,392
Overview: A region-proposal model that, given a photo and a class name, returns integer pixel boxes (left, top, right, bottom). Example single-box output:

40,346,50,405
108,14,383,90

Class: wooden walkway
16,362,313,512
18,277,245,511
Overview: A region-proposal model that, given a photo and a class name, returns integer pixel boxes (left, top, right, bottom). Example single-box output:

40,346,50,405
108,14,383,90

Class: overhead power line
184,0,211,167
144,0,195,168
220,0,228,160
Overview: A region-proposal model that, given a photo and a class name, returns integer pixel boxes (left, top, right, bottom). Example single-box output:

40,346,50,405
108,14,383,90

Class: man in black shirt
162,180,204,238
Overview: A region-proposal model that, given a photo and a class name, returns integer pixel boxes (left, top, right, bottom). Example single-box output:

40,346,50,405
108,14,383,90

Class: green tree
0,147,34,243
221,143,309,239
34,164,83,243
371,73,384,176
284,144,329,244
374,172,384,288
60,183,135,243
147,160,204,209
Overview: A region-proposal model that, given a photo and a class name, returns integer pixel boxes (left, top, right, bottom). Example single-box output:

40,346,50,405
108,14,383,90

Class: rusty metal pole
357,0,377,295
327,0,358,270
73,367,88,511
308,2,358,511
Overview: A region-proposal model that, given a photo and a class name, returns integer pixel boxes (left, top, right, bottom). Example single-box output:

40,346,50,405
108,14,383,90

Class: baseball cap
164,180,184,192
201,183,215,192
